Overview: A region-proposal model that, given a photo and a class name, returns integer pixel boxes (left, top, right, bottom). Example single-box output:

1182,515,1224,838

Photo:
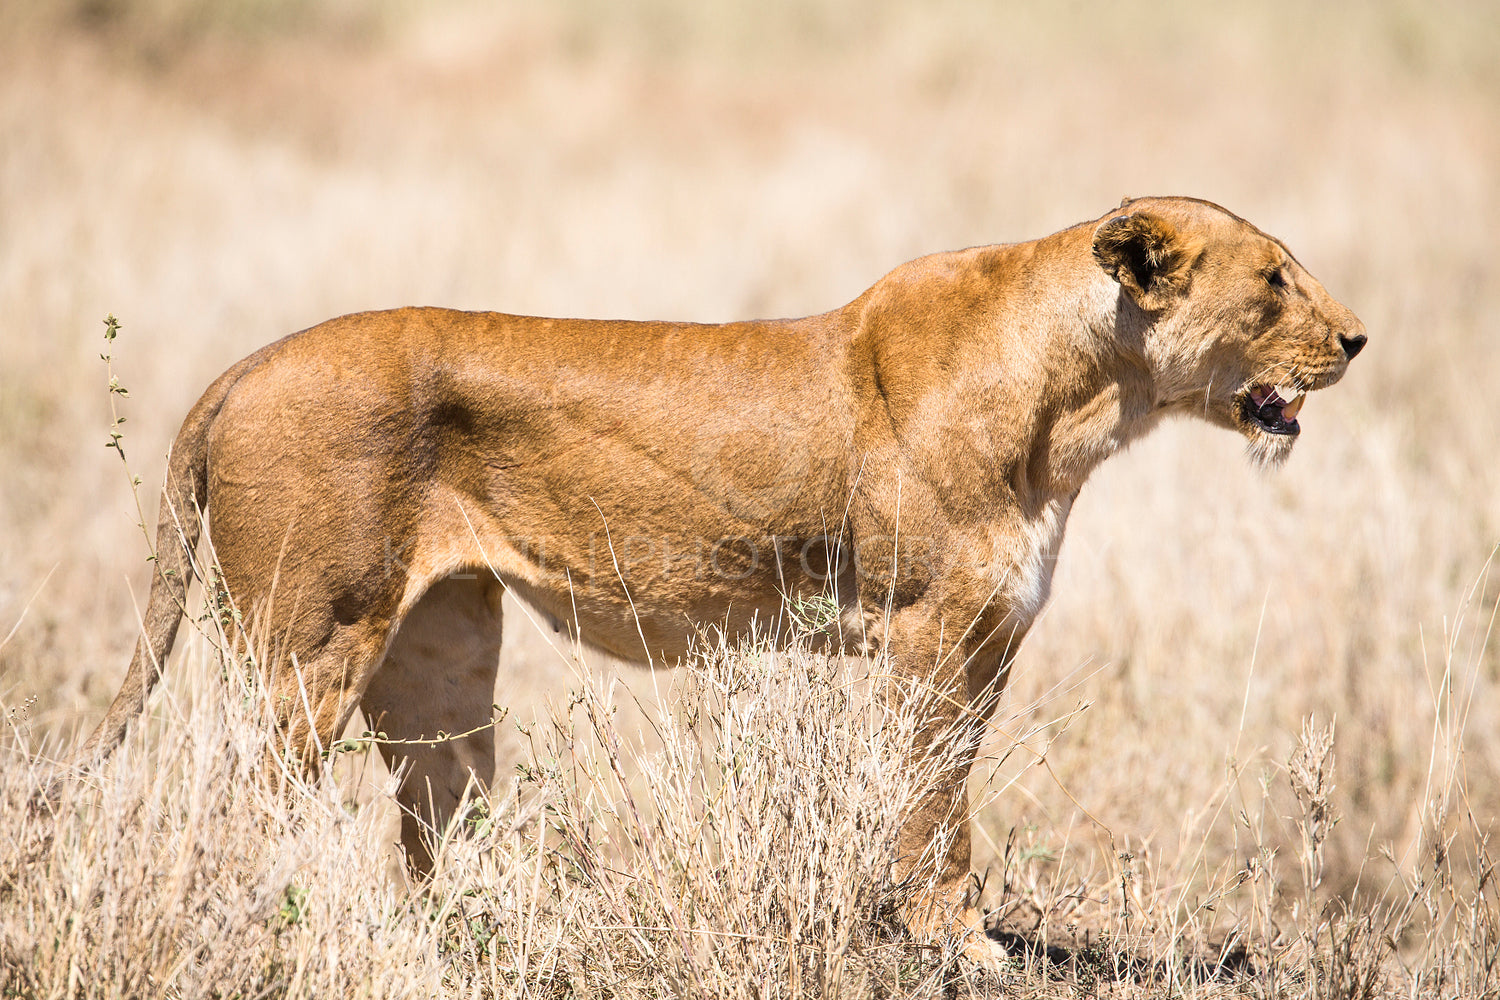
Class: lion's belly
499,529,858,664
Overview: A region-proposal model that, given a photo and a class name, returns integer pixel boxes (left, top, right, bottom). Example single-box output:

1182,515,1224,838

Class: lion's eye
1265,267,1288,289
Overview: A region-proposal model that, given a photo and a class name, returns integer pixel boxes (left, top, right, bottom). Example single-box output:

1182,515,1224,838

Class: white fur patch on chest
984,494,1074,626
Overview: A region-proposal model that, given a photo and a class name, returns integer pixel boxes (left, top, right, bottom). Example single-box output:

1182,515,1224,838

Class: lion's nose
1339,332,1367,360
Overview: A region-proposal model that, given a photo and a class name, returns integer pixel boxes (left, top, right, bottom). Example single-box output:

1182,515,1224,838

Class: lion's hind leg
254,615,393,782
359,574,505,876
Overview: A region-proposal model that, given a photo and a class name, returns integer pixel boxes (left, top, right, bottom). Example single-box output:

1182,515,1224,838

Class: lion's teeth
1281,394,1305,421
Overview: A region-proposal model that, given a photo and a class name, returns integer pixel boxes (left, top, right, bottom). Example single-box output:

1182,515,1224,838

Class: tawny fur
78,196,1365,962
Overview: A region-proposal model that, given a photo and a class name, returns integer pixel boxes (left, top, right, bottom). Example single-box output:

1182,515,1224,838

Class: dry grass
1,0,1498,995
2,598,994,998
4,577,1494,997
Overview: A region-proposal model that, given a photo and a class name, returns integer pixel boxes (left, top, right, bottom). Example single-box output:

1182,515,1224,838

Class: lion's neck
844,231,1164,523
1003,259,1161,504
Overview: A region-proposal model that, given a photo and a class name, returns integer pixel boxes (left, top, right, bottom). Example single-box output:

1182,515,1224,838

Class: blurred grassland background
2,0,1498,940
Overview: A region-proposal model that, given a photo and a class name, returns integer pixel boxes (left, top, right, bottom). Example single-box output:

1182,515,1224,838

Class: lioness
80,196,1364,960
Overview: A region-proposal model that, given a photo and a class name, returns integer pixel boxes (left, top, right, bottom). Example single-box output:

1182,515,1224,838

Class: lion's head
1093,196,1367,467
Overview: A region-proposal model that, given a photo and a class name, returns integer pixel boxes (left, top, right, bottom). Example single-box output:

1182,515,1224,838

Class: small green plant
277,884,309,927
780,589,842,638
321,706,508,762
100,315,129,460
99,315,161,570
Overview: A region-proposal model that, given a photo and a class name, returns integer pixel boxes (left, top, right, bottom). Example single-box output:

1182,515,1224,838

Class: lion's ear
1091,212,1196,311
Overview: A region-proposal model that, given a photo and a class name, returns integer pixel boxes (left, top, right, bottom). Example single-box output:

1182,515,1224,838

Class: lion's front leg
883,604,1021,964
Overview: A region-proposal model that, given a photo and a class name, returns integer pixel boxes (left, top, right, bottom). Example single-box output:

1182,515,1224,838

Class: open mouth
1239,384,1305,436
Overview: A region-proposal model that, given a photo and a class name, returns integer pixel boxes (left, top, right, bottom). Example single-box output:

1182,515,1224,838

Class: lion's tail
74,353,260,767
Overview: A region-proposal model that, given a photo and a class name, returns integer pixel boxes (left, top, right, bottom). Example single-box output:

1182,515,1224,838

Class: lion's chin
1245,429,1298,470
